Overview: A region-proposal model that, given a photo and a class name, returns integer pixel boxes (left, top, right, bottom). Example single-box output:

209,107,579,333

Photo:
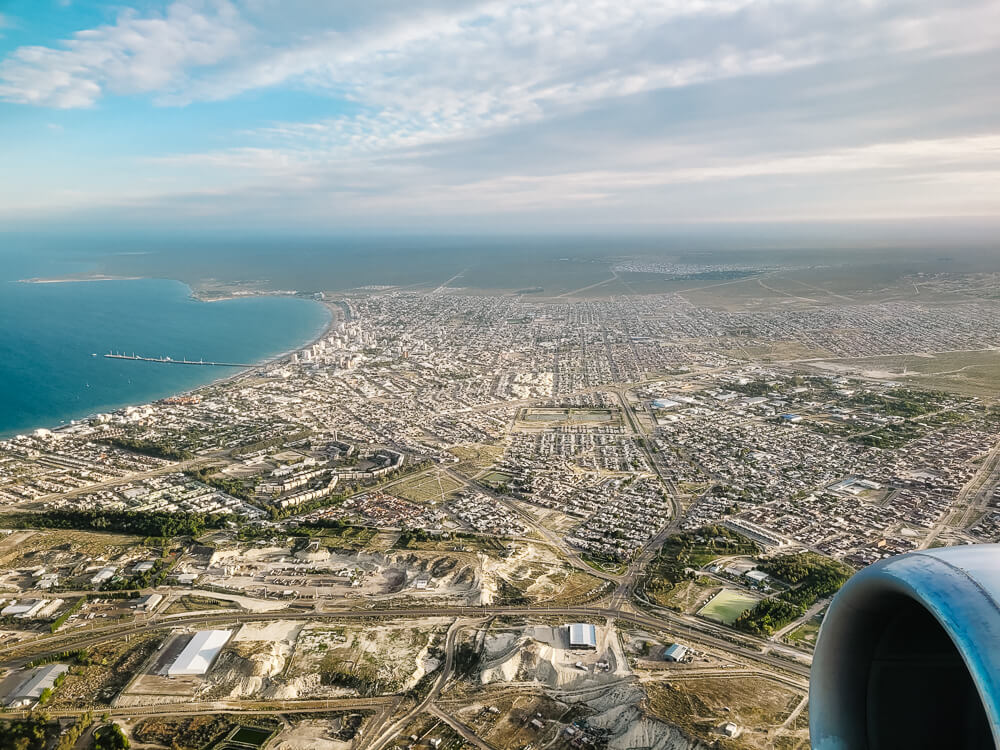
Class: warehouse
663,643,688,662
167,629,232,677
7,664,68,708
566,623,597,649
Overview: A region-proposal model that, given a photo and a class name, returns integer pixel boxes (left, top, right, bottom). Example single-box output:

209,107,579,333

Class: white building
1,599,46,618
7,664,68,708
567,623,598,649
91,566,117,585
167,630,232,677
133,593,163,612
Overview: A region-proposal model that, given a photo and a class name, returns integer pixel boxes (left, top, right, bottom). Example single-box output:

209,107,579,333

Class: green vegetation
26,650,91,668
104,554,177,591
0,716,56,750
0,509,229,538
848,422,923,448
849,388,949,418
49,597,85,633
759,553,853,606
734,553,853,635
657,525,760,567
99,436,192,461
185,468,258,501
93,723,130,750
393,527,437,548
733,597,803,635
54,713,93,750
728,379,772,396
643,525,759,607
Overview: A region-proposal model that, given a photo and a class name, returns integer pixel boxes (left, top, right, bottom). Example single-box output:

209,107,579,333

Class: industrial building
91,565,117,585
133,593,163,612
167,629,232,677
663,643,688,662
0,599,47,618
7,664,68,708
567,623,598,649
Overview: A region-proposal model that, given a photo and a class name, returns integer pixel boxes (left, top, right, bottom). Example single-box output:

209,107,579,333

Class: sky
1,0,999,232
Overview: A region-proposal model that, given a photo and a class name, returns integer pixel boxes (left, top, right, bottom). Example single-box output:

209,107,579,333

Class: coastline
163,298,338,398
0,285,336,440
18,275,143,284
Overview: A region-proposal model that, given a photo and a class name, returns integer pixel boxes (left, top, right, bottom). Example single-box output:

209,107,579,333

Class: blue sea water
0,250,330,438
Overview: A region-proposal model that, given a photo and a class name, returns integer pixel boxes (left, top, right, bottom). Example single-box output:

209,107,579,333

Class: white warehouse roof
168,629,232,677
567,623,597,649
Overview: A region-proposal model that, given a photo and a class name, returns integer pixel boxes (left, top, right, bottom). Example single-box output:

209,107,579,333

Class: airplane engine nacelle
811,545,1000,749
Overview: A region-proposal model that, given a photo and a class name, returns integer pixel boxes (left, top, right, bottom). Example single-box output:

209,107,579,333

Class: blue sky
1,0,999,231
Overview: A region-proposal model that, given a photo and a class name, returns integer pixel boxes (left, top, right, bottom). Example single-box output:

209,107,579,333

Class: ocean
3,233,990,437
0,247,330,438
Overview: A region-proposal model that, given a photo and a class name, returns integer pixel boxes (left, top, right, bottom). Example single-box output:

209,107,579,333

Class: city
1,262,999,749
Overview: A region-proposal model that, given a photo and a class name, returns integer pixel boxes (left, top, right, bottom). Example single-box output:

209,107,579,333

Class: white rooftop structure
91,566,117,585
133,593,163,611
567,623,597,649
167,629,232,677
652,398,681,409
1,599,46,618
7,664,68,708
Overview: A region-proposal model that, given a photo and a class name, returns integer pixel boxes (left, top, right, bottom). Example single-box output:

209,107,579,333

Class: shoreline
165,298,338,397
18,275,143,284
0,287,337,440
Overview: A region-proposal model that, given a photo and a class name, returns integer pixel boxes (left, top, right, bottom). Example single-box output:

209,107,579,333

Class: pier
103,352,255,368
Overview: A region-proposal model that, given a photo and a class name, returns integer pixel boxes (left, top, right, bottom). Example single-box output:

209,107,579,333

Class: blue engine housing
811,545,1000,749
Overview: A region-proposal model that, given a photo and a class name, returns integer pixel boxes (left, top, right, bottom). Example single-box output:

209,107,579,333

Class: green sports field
697,589,760,625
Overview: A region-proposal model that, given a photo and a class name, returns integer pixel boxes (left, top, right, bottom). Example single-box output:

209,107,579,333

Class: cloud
172,0,1000,161
0,1,249,107
2,0,1000,227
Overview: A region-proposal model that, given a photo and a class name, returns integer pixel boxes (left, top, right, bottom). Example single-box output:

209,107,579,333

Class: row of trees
98,436,192,461
1,510,229,538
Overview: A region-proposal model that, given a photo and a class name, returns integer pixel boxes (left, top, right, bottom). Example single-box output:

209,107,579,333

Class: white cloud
3,0,1000,226
0,1,249,107
170,0,1000,162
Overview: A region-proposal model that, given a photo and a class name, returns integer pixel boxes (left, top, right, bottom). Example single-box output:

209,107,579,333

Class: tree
94,723,130,750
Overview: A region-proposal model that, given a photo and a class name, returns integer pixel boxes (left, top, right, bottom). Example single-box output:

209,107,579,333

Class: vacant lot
164,594,239,615
448,443,504,476
652,578,720,612
49,632,164,708
646,675,805,749
804,349,1000,398
391,471,465,503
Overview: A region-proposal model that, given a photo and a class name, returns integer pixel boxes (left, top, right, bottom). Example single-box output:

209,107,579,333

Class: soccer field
697,589,760,625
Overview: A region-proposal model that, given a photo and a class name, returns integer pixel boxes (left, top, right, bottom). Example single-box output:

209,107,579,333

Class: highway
1,603,811,680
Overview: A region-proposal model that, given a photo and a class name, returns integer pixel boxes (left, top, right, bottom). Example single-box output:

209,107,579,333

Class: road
1,603,811,681
429,704,499,750
923,436,1000,547
5,696,395,721
441,467,621,586
366,617,478,750
25,451,229,507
